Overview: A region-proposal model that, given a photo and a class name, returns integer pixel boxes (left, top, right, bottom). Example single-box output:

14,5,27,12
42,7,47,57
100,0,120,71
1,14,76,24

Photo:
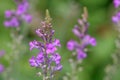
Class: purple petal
0,50,5,57
0,64,4,73
53,39,61,47
10,17,19,27
5,10,12,18
114,0,120,8
22,14,32,23
89,37,96,46
29,40,40,50
112,15,119,24
77,49,87,59
36,52,44,63
72,25,81,37
67,40,75,51
29,56,38,67
4,21,11,27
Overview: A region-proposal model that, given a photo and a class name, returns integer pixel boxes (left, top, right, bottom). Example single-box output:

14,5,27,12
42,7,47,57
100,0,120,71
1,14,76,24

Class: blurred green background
0,0,119,80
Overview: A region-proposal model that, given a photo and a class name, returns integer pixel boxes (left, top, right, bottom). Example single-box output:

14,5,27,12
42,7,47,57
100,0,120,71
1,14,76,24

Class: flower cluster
4,0,32,27
67,7,96,60
0,50,5,73
29,10,62,79
112,11,120,24
112,0,120,24
113,0,120,8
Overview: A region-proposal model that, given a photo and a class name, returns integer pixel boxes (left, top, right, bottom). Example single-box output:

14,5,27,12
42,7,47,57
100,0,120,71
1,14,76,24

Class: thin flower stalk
104,0,120,80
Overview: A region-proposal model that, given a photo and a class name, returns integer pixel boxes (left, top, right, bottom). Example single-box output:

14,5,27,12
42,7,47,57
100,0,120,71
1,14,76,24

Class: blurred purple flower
67,8,96,60
113,0,120,8
0,50,5,73
4,0,32,27
29,40,43,51
29,10,62,79
112,12,120,24
0,64,4,73
0,50,5,57
67,40,76,51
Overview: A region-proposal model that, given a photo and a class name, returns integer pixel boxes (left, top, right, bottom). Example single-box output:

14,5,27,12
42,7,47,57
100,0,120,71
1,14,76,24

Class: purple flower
72,25,83,38
67,9,96,60
29,10,62,79
0,50,5,57
4,17,19,27
29,40,42,51
76,49,87,59
113,0,120,8
29,56,39,67
67,40,76,51
36,52,44,63
4,0,32,27
22,14,32,23
29,52,44,67
46,43,57,54
0,64,4,73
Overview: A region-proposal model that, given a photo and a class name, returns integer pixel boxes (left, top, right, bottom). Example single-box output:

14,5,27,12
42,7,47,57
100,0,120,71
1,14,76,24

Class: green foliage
0,0,117,80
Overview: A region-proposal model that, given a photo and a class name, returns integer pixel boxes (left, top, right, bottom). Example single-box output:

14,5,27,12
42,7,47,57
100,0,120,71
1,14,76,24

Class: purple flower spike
22,14,32,23
89,37,96,46
36,52,44,63
81,35,96,47
112,12,120,24
54,53,61,64
10,17,19,27
16,4,26,15
29,40,42,51
46,43,57,54
36,29,44,38
54,64,62,71
0,64,4,73
67,7,96,60
112,15,119,24
72,25,82,38
4,21,11,27
29,10,62,79
53,39,61,47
